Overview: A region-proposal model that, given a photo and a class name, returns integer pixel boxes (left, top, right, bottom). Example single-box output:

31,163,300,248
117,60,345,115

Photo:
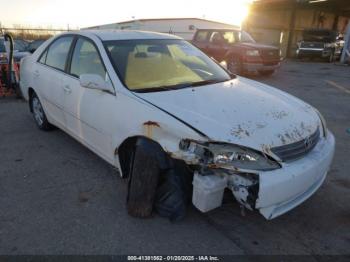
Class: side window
70,38,106,79
195,31,209,42
38,49,48,64
222,32,236,44
209,31,224,44
45,37,73,71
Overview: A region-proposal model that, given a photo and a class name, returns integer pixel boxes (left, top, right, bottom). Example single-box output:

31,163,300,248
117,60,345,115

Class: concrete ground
0,60,349,255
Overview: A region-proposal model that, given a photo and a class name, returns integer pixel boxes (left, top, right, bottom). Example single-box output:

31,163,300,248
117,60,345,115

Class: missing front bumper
191,131,335,220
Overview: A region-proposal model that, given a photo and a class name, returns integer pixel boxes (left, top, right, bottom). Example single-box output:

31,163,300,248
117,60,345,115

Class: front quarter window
104,39,231,92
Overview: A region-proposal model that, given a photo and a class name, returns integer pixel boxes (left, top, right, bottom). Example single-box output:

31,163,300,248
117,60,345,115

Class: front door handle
63,85,72,94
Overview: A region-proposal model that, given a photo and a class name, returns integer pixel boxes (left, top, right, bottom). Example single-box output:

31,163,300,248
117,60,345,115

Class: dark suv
192,29,281,76
296,29,340,62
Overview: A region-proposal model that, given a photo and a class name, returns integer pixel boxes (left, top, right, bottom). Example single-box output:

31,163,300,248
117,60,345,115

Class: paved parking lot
0,60,349,255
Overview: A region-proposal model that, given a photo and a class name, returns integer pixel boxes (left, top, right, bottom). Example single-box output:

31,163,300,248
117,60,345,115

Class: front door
63,37,115,163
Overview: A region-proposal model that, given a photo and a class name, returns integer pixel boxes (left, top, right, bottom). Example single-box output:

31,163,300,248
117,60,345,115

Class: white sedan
20,30,335,220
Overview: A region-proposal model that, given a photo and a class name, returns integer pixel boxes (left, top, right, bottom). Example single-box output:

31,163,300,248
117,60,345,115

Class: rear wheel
30,92,53,130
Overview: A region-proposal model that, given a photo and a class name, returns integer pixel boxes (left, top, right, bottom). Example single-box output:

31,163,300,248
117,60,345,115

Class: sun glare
209,2,251,26
5,0,252,28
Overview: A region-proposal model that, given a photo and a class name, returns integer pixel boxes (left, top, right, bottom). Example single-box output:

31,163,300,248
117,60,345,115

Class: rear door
63,37,115,162
34,36,74,127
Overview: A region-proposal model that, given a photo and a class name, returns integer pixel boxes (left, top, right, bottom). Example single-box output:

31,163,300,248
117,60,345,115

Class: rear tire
30,92,53,131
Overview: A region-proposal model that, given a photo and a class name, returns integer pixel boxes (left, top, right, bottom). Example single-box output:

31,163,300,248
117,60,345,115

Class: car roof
68,30,182,41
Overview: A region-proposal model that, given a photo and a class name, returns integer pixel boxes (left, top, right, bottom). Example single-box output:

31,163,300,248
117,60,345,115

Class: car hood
135,77,320,153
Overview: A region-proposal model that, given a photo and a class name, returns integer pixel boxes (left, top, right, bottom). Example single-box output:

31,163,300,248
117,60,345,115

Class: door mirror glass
80,74,114,93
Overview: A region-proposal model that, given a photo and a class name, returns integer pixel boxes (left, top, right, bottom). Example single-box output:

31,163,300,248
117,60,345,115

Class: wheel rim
32,97,44,126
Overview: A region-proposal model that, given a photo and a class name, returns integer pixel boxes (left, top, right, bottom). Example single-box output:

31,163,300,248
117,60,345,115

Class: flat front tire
127,143,161,218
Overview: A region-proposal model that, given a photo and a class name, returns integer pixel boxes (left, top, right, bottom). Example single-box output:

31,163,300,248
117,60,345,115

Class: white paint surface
20,30,335,220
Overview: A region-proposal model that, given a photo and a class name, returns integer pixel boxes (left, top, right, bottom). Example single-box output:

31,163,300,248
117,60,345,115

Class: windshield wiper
134,79,231,93
187,78,230,87
134,83,193,93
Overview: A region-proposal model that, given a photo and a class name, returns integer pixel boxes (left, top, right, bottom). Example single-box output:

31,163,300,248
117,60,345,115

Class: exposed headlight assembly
246,50,260,56
180,140,281,171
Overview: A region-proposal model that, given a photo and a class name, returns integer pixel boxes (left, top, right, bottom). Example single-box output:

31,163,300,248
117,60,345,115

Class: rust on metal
143,121,160,127
143,121,160,138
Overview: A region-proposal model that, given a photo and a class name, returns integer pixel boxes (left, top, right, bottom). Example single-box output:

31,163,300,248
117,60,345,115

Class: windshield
302,30,337,43
240,31,256,43
104,39,231,92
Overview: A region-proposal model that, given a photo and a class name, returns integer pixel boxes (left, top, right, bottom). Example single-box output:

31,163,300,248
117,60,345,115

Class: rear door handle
33,70,40,77
63,85,72,94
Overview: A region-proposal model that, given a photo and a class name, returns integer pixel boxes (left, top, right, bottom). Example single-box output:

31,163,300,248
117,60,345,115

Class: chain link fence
0,26,76,41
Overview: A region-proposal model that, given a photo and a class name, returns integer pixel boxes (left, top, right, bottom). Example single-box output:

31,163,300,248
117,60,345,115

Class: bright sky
0,0,252,29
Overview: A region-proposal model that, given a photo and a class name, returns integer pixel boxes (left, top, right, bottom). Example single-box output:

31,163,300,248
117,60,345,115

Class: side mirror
79,74,114,93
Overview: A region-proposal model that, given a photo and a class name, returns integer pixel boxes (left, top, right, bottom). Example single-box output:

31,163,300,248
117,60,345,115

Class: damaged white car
20,30,335,220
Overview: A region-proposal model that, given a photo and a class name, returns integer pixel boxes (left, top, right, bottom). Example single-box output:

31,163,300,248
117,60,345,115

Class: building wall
245,5,350,58
85,19,238,40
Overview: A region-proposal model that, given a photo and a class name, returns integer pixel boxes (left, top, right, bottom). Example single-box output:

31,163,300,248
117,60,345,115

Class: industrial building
244,0,350,58
83,18,239,40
